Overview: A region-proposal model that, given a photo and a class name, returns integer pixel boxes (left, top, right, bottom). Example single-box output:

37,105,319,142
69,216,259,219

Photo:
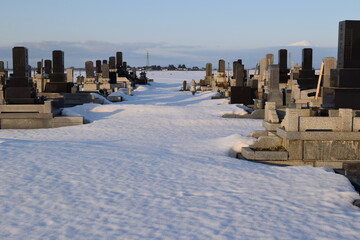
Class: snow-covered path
1,71,360,239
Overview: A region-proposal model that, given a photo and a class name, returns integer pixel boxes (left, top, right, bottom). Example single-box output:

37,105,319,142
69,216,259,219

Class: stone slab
277,128,360,140
262,121,281,131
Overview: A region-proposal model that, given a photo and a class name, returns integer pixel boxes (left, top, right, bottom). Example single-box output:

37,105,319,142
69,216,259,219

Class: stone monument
323,20,360,109
44,50,73,93
296,48,317,90
4,47,37,104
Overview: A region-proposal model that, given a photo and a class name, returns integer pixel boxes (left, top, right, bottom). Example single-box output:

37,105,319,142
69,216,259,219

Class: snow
1,71,360,239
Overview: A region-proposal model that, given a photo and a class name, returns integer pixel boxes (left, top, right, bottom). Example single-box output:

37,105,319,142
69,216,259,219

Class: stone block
303,140,360,160
299,117,339,131
253,150,288,161
230,86,253,105
52,116,83,128
240,147,255,159
52,50,64,74
283,139,303,160
339,109,353,131
0,118,53,129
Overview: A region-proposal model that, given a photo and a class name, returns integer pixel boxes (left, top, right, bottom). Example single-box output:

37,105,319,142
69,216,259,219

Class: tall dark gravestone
109,56,116,83
44,50,72,92
323,20,360,109
218,59,225,73
44,59,52,75
278,49,289,83
95,60,102,74
297,48,317,89
116,52,123,70
85,61,94,78
36,61,42,74
0,61,4,71
109,56,116,69
4,47,37,104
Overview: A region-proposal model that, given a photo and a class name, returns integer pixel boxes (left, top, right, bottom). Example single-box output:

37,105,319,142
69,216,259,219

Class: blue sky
0,0,359,68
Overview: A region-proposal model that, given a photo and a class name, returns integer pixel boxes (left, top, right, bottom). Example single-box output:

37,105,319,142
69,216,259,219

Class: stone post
44,59,52,75
36,61,42,74
206,63,212,77
116,52,123,70
95,60,102,73
109,56,116,70
182,80,187,91
102,64,109,79
66,68,74,83
218,59,225,73
278,49,289,83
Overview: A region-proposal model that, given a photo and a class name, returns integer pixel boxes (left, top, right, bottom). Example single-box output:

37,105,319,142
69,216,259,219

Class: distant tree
168,64,176,70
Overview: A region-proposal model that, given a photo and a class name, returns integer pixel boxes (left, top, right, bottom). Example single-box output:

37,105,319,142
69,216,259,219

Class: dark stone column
218,59,225,73
44,60,52,75
96,60,102,73
4,46,36,104
36,61,42,74
297,48,316,89
116,52,123,70
102,64,109,78
85,61,94,78
278,49,289,83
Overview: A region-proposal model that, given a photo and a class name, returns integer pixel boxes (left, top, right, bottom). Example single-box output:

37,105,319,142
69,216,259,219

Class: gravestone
108,56,117,83
102,63,109,79
85,61,94,78
297,48,317,89
66,68,74,83
103,60,107,65
116,52,123,70
36,61,42,74
323,20,360,109
45,50,72,92
322,57,337,88
278,49,289,83
266,64,283,106
232,59,245,86
218,59,225,73
109,56,116,69
204,63,213,85
4,46,37,104
96,60,102,73
0,61,4,71
44,59,52,75
266,54,274,67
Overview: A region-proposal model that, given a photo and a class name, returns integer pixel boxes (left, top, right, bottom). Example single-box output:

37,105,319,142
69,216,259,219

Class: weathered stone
303,140,360,160
85,61,94,78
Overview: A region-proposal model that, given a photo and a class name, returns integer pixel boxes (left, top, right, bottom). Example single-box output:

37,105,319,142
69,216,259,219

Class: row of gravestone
229,20,360,110
0,47,150,105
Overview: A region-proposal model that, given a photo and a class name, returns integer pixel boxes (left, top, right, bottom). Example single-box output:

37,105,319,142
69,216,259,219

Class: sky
0,0,360,68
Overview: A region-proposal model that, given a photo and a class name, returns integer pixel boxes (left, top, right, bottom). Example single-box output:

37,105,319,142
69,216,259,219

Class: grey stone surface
283,139,303,160
250,130,268,138
254,150,288,161
85,61,94,78
277,128,360,141
267,64,283,106
303,140,360,160
251,135,282,149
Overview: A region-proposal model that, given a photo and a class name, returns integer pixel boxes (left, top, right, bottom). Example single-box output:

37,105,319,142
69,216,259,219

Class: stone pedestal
230,86,253,105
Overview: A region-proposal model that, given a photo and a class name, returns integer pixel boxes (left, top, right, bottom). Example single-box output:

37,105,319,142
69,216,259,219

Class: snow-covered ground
1,71,360,239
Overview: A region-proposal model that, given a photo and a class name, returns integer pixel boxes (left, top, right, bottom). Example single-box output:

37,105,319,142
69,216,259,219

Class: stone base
0,101,83,129
322,87,360,109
